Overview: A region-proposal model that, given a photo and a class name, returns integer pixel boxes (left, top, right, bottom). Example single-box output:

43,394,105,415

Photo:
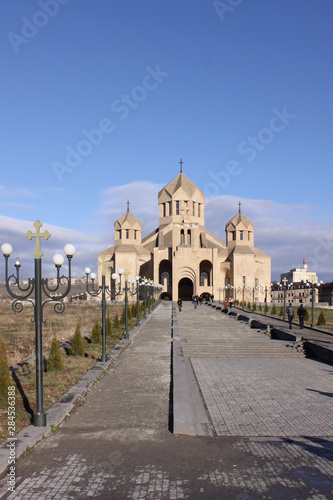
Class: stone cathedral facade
98,170,271,302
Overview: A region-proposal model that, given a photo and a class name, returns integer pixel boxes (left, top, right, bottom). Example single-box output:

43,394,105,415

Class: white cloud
1,186,332,285
96,181,162,236
205,196,333,282
0,216,103,280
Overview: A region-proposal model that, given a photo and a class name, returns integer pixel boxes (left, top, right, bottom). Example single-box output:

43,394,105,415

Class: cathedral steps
181,340,306,358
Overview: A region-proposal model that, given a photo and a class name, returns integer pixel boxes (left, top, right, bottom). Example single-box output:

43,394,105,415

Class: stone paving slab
192,357,333,437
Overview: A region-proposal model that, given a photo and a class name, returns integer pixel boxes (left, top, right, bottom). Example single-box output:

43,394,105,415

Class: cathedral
98,168,271,302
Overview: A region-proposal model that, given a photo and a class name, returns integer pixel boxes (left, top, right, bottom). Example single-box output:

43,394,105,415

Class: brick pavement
177,303,333,438
1,301,333,499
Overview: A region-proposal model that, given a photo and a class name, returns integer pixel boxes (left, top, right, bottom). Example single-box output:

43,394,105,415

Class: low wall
305,341,333,364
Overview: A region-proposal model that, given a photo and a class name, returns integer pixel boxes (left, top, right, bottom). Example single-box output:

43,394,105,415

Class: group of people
286,302,306,329
177,294,210,311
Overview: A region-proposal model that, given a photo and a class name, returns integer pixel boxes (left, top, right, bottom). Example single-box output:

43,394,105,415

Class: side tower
98,203,150,287
225,204,271,304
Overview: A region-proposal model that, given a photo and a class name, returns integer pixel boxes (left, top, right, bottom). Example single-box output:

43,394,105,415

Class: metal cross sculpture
25,220,51,258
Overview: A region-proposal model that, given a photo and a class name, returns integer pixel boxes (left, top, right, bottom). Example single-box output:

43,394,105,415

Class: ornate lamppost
264,284,272,315
1,220,75,427
252,286,258,312
140,278,148,318
303,281,322,328
278,277,289,320
111,269,139,339
84,255,113,362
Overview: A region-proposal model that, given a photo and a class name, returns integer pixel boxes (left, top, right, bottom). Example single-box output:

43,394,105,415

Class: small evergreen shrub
127,306,132,320
317,309,326,326
106,315,112,337
304,308,310,321
91,321,102,343
113,313,120,329
120,308,126,325
131,303,136,318
247,302,251,310
253,303,257,312
47,334,64,372
278,306,284,317
258,304,262,312
71,324,85,356
271,304,277,315
0,337,12,409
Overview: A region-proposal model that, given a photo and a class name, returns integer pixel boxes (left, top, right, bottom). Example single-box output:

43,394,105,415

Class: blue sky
0,0,332,282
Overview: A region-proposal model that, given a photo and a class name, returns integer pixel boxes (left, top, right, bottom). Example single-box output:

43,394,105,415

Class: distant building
319,282,333,306
280,259,318,285
271,281,319,307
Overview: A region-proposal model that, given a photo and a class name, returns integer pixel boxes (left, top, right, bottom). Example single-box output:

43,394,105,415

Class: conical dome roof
225,212,254,230
158,172,204,200
115,210,142,229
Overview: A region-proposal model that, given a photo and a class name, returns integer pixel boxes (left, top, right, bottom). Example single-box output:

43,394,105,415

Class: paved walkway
0,302,333,499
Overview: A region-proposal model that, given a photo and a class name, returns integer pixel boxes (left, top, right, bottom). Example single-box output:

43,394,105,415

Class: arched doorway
178,278,193,301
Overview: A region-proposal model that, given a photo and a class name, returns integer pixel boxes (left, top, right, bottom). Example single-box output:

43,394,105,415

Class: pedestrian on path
177,297,182,312
193,296,198,309
297,303,306,329
287,302,294,329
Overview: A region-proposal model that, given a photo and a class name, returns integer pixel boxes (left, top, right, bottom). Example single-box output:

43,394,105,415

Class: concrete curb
172,304,214,437
0,308,157,476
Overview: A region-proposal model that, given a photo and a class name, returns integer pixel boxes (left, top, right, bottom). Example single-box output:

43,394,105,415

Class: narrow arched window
180,229,185,245
200,272,208,286
187,229,191,245
161,271,169,286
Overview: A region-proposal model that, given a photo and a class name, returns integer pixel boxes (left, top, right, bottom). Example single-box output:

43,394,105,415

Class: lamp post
264,285,272,315
84,255,113,363
139,279,148,319
280,277,288,320
252,286,256,312
111,269,139,339
1,220,75,427
304,281,321,328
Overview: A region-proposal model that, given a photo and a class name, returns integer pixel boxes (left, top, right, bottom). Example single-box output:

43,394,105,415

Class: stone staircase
181,339,306,358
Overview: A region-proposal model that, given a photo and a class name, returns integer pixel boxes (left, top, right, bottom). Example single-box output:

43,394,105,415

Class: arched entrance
178,278,193,301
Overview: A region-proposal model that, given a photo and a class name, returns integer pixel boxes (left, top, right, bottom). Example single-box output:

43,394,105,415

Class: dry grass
0,312,141,443
0,301,126,367
265,306,333,331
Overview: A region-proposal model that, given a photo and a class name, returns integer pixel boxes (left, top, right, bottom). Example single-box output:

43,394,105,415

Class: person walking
193,296,198,309
287,302,294,330
177,297,182,312
297,303,306,329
